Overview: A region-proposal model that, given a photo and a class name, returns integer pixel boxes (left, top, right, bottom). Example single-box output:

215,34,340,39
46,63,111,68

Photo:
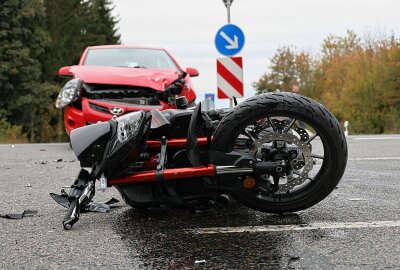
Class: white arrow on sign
220,31,239,49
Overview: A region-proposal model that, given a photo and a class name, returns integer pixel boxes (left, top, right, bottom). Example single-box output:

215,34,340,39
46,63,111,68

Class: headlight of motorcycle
115,112,143,143
55,78,83,108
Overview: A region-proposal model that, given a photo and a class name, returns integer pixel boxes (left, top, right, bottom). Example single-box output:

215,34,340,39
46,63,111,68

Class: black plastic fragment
0,209,38,220
50,193,69,208
50,192,120,213
84,198,120,213
105,198,120,205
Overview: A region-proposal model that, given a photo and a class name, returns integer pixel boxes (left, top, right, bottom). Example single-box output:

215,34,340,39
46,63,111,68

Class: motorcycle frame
108,138,257,187
107,103,257,187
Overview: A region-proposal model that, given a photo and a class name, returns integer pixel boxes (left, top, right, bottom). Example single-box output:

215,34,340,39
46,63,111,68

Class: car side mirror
58,66,73,77
186,67,199,77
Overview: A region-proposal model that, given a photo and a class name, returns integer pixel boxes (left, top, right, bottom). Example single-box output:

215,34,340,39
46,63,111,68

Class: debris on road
195,259,206,265
0,209,38,220
85,198,120,213
24,184,32,187
39,149,46,151
39,160,48,165
349,198,366,201
49,193,69,208
50,192,120,213
287,255,301,269
55,158,63,162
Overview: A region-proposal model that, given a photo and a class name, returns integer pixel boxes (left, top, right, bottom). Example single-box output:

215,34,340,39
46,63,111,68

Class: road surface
0,135,399,269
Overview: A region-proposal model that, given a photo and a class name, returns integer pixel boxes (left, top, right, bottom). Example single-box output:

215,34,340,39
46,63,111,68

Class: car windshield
83,48,179,70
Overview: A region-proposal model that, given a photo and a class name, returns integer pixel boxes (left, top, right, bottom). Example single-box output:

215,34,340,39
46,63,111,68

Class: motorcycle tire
212,92,348,213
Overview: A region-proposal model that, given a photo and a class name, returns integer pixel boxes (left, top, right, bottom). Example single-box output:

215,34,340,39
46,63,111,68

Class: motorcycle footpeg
63,196,80,230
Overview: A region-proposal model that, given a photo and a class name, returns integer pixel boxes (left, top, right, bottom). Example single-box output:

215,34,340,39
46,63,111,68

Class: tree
85,0,120,45
42,0,120,80
0,0,121,142
0,0,58,141
253,47,315,94
41,0,121,141
254,31,400,134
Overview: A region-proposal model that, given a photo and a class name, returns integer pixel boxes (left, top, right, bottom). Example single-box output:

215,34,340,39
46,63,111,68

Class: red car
55,45,199,135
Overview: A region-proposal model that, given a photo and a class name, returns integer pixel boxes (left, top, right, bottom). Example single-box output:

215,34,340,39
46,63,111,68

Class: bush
0,118,27,143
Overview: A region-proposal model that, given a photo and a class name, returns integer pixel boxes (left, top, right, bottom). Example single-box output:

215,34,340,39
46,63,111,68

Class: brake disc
250,132,314,192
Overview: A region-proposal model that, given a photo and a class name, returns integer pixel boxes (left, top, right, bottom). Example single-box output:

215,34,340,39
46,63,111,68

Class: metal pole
227,3,234,108
223,0,234,108
227,4,231,23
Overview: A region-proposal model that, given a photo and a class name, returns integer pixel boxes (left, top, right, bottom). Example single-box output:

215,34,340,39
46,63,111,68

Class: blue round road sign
215,24,245,56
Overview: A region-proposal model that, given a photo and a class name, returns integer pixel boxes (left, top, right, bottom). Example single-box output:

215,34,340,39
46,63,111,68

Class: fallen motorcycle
52,92,347,230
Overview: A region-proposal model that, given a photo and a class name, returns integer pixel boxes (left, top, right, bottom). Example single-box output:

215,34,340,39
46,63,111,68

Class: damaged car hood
69,65,180,91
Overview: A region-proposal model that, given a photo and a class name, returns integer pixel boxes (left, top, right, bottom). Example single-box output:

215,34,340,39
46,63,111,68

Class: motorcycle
52,92,347,230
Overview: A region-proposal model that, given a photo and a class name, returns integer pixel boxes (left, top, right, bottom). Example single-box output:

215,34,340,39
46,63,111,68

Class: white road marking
190,220,400,234
351,136,400,140
349,157,400,161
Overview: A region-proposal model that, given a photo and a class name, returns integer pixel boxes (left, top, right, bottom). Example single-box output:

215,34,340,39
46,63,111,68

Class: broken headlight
55,78,83,108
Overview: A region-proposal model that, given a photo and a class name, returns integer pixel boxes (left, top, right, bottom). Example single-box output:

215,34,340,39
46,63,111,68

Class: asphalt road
1,135,400,269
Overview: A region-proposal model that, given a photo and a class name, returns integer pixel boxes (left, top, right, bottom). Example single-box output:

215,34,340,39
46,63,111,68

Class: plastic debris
0,209,38,220
195,260,206,265
24,184,32,187
49,193,69,208
50,192,120,213
55,158,63,162
39,160,48,165
349,198,366,201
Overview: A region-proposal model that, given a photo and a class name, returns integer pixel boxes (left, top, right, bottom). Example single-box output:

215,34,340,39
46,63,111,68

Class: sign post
217,0,245,108
217,57,243,99
223,0,233,23
203,93,215,111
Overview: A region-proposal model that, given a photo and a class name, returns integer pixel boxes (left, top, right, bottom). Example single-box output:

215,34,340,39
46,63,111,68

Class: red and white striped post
217,57,244,107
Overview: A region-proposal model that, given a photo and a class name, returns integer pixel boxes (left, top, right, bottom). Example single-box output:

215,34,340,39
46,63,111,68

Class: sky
112,0,400,108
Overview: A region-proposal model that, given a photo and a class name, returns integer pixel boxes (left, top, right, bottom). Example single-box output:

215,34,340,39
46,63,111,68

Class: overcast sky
112,0,400,108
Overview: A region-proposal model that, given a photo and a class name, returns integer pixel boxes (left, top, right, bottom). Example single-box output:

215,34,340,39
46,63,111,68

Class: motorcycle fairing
98,111,152,179
70,121,111,167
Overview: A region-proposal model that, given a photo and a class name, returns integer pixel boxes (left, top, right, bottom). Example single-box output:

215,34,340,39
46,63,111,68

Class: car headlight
55,78,83,108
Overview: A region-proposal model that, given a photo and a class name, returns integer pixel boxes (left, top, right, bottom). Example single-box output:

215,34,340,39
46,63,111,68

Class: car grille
85,84,161,105
107,98,151,106
89,103,109,114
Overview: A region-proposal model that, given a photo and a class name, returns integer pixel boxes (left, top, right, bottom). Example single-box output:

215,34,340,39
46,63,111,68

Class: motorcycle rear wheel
212,92,347,213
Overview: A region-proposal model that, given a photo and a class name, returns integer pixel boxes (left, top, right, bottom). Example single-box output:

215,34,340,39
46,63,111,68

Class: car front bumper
64,97,170,135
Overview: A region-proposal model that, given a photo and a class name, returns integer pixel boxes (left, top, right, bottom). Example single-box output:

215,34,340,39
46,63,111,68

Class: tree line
1,4,399,143
0,0,120,143
254,31,400,134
